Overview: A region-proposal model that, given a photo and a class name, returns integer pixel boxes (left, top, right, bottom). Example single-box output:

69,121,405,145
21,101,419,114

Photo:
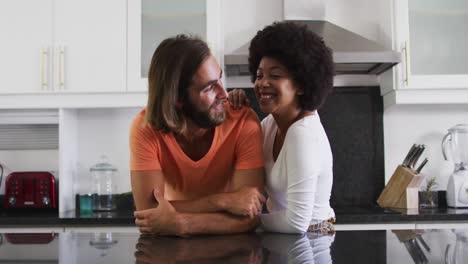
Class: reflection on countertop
1,229,467,263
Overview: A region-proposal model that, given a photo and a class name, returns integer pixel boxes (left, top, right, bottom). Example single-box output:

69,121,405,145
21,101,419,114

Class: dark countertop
334,206,468,223
0,209,135,226
1,206,468,226
1,228,467,263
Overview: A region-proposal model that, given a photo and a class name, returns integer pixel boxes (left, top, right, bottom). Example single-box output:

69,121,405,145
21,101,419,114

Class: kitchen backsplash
233,86,384,207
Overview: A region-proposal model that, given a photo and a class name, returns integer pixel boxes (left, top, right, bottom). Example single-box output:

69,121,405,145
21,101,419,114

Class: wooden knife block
377,165,425,209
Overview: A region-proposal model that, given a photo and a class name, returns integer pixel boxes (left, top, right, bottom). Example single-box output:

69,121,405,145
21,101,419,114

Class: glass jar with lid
91,156,117,211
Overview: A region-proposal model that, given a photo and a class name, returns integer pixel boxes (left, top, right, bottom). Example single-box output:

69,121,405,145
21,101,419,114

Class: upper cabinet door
0,0,126,94
0,0,53,94
394,0,468,89
54,0,127,92
127,0,222,92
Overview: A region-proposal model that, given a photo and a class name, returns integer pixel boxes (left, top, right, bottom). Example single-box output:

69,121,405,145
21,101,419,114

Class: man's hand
224,186,265,218
134,188,180,236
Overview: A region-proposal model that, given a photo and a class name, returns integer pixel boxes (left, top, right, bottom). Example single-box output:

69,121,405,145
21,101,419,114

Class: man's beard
182,97,226,128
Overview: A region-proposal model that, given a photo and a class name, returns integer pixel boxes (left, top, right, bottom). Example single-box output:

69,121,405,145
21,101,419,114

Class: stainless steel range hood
225,20,401,76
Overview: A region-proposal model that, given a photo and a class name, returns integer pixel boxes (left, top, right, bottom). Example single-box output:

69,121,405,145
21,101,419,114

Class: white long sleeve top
260,113,335,233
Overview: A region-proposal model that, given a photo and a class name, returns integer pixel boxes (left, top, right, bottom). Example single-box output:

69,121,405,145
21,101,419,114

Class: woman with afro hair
229,21,335,234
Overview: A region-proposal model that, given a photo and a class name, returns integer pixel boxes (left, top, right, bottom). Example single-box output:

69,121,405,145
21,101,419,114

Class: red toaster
4,172,57,209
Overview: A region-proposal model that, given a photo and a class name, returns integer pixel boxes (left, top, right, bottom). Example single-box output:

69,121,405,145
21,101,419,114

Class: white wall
222,0,283,54
384,105,468,189
74,108,140,195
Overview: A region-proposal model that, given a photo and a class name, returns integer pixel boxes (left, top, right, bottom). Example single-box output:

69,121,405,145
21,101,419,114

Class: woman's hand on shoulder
228,88,250,110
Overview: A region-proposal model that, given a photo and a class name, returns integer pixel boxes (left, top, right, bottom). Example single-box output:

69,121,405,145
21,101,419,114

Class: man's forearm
169,193,229,213
175,212,260,236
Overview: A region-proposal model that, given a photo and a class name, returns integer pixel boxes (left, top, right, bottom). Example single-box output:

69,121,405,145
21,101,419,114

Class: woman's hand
228,88,250,109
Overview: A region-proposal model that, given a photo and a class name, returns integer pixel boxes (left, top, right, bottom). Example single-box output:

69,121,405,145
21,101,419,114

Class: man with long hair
130,35,265,236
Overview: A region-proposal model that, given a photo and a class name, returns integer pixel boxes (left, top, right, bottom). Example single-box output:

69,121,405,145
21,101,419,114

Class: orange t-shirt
129,104,264,200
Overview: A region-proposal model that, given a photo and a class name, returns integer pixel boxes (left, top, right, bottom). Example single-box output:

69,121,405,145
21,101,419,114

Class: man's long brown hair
145,35,210,135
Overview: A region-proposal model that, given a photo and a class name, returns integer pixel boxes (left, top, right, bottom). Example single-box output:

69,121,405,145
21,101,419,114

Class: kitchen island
0,228,466,263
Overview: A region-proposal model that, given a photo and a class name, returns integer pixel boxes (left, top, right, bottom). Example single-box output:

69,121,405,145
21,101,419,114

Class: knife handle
416,158,428,174
402,144,418,167
410,145,425,169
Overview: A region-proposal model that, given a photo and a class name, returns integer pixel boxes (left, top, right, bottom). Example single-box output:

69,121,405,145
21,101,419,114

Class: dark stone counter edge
2,212,468,226
336,214,468,224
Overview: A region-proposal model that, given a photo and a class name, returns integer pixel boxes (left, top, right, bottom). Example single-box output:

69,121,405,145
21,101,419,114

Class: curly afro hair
248,21,334,111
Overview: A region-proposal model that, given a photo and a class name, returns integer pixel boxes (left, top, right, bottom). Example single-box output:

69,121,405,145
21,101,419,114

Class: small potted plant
420,176,438,209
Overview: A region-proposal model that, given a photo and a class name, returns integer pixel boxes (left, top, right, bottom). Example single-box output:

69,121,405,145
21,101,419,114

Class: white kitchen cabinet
394,0,468,89
127,0,222,92
0,0,126,94
386,0,468,106
53,0,127,93
0,0,53,93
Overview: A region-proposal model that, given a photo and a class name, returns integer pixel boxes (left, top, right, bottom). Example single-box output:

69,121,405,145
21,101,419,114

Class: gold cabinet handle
403,41,409,86
58,46,65,90
41,47,49,90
